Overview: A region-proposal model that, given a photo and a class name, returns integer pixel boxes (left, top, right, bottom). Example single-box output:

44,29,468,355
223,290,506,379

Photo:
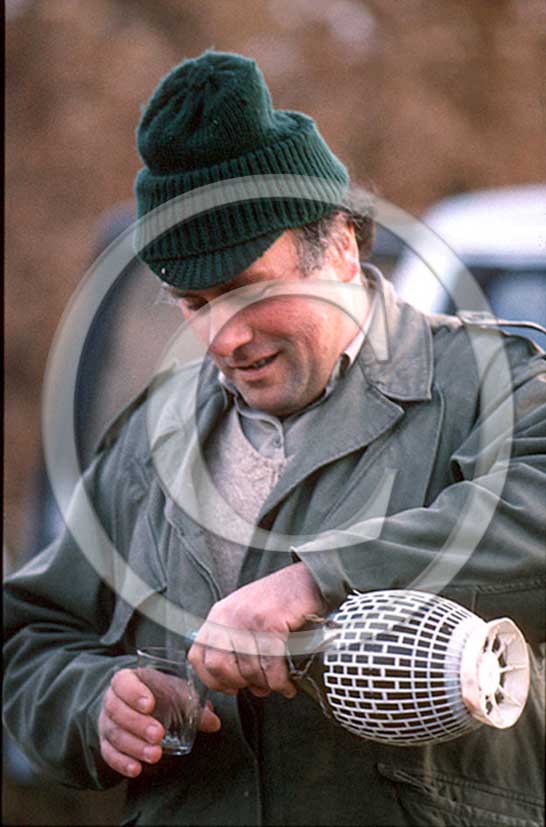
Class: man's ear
329,219,360,283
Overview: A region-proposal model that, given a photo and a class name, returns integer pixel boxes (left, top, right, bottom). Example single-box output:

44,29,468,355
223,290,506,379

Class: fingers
189,625,297,699
99,668,223,778
236,630,296,698
99,704,163,777
232,630,269,692
189,622,253,695
254,632,297,699
213,628,270,696
190,639,247,695
103,680,164,743
187,566,325,698
98,669,164,779
112,668,156,714
100,735,143,778
199,700,222,733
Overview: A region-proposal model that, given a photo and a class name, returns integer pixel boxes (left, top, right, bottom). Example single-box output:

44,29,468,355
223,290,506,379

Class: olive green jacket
4,276,546,826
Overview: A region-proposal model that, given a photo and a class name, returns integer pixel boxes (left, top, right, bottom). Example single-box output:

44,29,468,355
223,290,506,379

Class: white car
390,185,546,346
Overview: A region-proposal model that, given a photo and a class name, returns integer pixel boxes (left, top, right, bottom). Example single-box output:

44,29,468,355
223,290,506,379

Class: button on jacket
4,274,545,826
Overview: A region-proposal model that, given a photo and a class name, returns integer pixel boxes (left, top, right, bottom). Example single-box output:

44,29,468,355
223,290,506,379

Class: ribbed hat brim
146,227,284,289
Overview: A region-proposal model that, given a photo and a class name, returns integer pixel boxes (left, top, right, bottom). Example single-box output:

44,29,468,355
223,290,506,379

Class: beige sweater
202,405,287,596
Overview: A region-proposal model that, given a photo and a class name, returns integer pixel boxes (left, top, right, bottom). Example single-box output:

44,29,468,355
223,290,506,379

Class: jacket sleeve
295,336,546,643
3,429,139,790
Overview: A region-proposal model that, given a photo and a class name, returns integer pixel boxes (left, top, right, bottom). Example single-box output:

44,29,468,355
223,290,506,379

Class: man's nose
206,300,254,357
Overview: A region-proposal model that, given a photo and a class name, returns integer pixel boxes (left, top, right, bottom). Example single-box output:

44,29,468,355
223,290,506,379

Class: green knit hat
134,50,349,289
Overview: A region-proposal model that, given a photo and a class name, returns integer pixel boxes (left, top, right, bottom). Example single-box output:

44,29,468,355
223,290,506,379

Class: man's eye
182,299,208,312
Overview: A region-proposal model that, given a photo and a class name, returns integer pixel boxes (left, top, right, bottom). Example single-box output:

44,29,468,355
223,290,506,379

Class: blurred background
4,0,546,824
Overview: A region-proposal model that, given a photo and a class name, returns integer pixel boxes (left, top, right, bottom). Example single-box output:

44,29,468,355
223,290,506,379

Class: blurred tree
6,0,545,562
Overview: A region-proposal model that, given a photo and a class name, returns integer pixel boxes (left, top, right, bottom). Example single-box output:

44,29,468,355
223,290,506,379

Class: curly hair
292,186,375,276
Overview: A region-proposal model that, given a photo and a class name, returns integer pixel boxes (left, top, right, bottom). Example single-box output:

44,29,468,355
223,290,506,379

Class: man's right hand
98,668,221,778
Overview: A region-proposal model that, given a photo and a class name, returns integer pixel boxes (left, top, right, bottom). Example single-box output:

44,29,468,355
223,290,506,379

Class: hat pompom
135,50,349,289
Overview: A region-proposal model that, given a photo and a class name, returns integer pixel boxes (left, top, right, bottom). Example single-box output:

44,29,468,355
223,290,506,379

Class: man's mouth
231,353,278,373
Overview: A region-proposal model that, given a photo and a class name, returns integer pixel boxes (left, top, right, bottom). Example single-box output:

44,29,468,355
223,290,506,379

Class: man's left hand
188,562,325,699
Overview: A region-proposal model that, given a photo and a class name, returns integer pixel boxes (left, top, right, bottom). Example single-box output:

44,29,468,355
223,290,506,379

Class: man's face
175,227,365,417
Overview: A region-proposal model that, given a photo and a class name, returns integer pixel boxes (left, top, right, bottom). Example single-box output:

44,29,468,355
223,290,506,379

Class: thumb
199,699,221,733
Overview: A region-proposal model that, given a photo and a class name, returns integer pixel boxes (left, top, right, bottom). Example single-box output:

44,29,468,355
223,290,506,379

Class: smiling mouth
233,354,278,372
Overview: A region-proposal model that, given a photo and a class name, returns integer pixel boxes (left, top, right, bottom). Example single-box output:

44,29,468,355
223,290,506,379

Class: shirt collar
358,264,433,401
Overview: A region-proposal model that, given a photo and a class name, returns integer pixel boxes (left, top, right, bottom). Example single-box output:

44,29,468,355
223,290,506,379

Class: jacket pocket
377,763,543,827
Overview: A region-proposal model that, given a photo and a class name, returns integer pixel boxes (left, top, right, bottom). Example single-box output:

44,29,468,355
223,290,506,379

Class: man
4,51,546,826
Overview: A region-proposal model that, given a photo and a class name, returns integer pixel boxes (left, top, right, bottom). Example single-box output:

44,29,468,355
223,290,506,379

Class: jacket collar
253,272,434,523
358,266,433,402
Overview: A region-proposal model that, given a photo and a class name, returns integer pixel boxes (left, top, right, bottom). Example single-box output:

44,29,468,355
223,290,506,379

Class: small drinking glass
136,646,207,756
